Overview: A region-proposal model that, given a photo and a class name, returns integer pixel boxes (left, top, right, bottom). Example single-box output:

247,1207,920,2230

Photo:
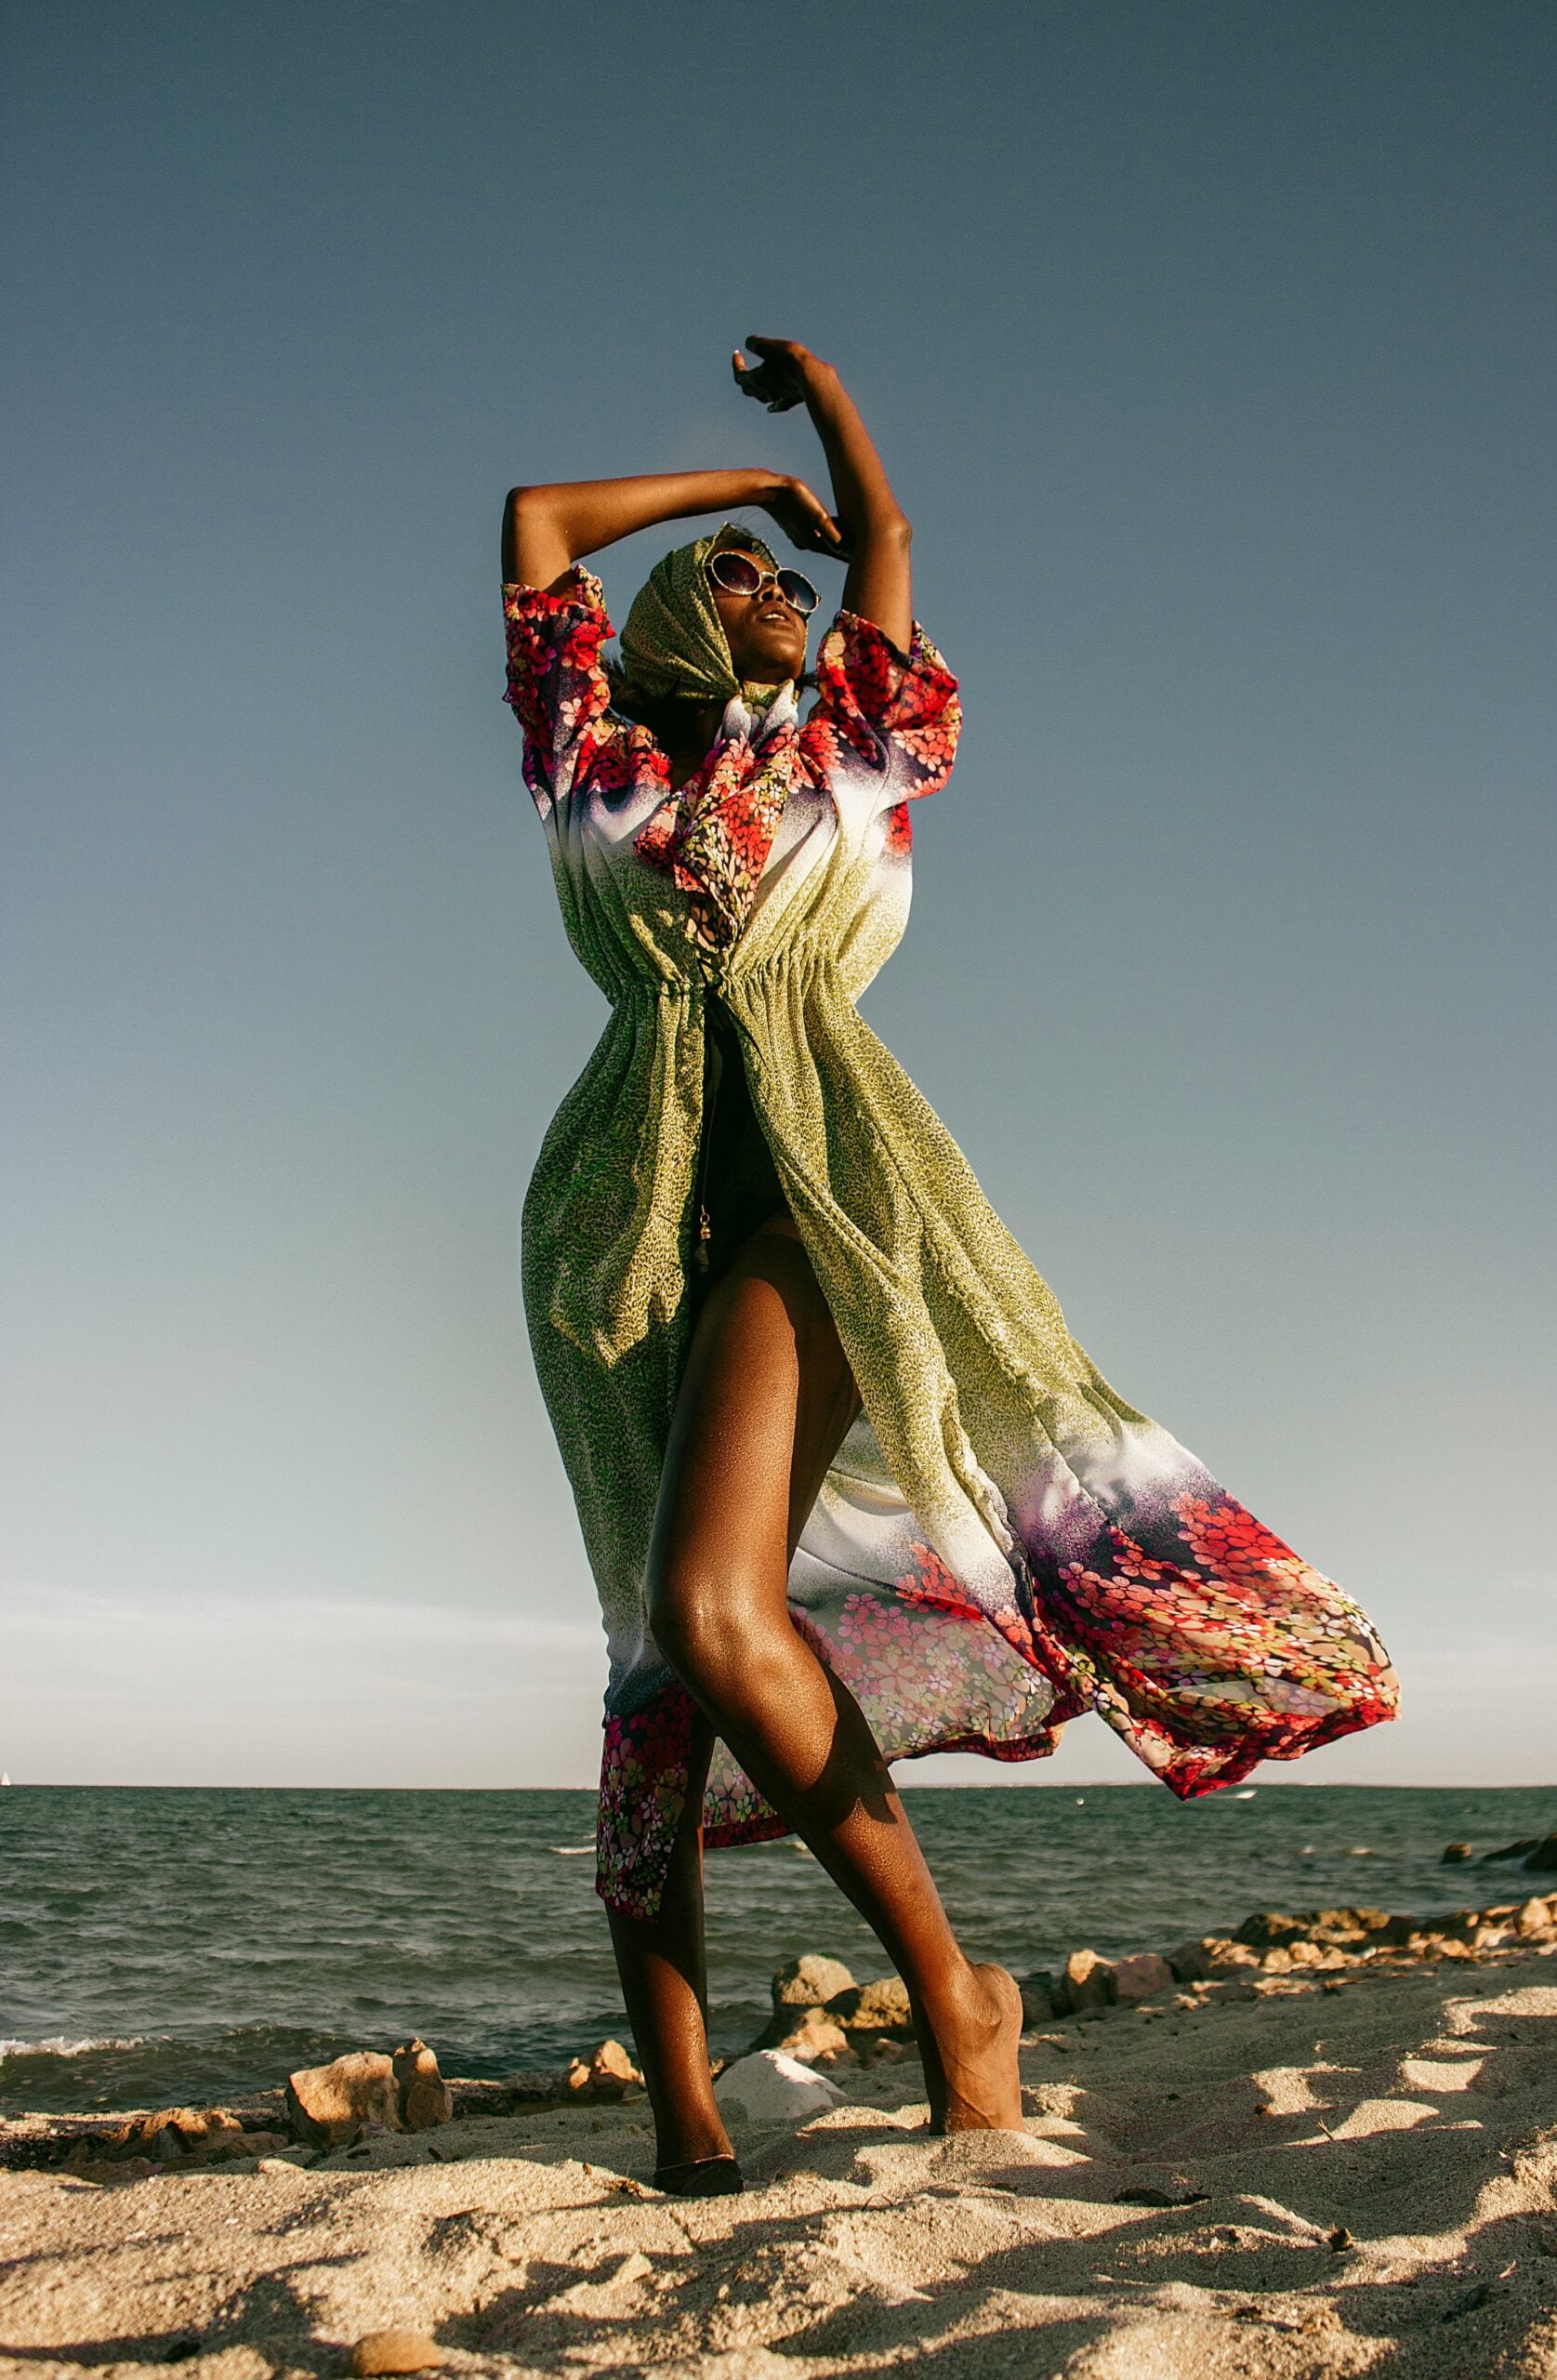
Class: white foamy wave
0,2034,149,2061
549,1844,595,1857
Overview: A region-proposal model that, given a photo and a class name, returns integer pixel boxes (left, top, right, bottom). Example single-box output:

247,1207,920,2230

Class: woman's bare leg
619,1215,1022,2155
605,1713,733,2173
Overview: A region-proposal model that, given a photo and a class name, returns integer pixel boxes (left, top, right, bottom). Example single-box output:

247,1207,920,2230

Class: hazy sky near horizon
4,1,1552,1792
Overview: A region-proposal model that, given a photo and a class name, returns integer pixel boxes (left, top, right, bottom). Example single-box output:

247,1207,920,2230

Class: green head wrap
619,522,786,709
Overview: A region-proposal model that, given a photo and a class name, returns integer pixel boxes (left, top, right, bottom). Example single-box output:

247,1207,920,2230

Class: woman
500,337,1397,2194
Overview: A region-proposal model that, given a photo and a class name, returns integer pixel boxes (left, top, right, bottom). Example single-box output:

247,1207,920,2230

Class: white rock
714,2050,848,2128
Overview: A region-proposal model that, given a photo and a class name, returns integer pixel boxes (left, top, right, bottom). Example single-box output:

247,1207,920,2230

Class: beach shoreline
4,1893,1555,2378
7,1781,1554,2119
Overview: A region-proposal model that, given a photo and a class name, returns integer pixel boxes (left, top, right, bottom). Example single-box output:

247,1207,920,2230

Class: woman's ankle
910,1950,993,2039
647,2074,732,2170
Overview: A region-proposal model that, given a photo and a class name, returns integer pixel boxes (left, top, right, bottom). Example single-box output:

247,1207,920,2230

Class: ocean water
1,1783,1551,2116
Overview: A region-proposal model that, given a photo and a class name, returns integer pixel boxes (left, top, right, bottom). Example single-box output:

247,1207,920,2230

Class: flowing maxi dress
503,570,1399,1922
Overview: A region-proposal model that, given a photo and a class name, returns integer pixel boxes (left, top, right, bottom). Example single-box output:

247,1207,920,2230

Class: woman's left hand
732,337,822,414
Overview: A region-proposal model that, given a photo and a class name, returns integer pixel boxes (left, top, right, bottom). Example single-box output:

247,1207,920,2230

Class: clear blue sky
4,1,1552,1789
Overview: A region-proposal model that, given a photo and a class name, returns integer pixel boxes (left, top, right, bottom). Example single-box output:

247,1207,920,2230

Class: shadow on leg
613,1215,1023,2155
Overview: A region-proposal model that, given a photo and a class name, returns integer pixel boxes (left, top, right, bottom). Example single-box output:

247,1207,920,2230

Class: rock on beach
772,1953,855,2007
1060,1948,1117,2014
825,1975,913,2032
755,1963,916,2062
1110,1950,1173,2002
765,2005,852,2064
392,2038,452,2130
349,2331,443,2374
566,2038,643,2100
286,2041,455,2147
284,2054,400,2148
715,2050,848,2128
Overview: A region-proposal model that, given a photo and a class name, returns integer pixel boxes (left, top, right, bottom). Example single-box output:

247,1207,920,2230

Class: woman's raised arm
502,469,846,593
733,340,913,650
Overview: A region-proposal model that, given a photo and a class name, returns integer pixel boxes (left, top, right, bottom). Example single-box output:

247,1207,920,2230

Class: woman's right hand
759,475,852,563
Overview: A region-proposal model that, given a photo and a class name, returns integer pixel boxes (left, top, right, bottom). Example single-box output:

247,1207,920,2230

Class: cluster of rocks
1006,1892,1557,2025
750,1891,1557,2060
5,2104,294,2179
1017,1948,1176,2021
284,2036,455,2148
0,2032,649,2178
749,1953,917,2068
1442,1830,1557,1870
285,2034,647,2145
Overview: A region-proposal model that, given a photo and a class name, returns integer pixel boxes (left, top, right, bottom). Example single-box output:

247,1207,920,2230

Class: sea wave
1,2035,151,2061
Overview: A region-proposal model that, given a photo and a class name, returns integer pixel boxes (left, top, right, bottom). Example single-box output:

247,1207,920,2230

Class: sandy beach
5,1925,1556,2380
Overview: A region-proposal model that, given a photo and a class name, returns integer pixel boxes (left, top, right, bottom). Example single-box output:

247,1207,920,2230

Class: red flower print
635,713,804,955
596,1682,700,1923
810,613,961,800
895,1540,985,1623
1014,1471,1399,1802
502,569,622,811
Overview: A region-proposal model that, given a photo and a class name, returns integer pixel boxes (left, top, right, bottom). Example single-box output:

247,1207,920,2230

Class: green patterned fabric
619,522,783,707
501,570,1399,1924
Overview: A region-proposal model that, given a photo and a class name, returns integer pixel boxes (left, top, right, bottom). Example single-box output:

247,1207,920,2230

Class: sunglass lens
708,552,763,594
777,570,819,615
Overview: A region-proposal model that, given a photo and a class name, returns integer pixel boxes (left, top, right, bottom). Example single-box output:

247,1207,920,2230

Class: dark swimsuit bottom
690,996,788,1307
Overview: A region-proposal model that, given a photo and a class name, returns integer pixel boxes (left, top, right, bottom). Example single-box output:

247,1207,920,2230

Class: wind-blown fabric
503,566,1399,1922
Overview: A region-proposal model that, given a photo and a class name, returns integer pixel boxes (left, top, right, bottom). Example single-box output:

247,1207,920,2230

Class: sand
4,1953,1556,2380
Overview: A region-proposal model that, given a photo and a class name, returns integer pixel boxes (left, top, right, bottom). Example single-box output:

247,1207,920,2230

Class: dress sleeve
803,609,962,807
501,565,617,813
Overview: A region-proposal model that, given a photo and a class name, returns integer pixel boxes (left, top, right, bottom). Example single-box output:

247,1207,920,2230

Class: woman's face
710,552,809,686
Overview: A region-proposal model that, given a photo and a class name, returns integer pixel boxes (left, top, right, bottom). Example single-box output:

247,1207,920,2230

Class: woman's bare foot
932,1963,1024,2135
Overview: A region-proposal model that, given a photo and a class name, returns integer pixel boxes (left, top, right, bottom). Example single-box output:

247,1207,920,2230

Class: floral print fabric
504,572,960,958
503,569,1398,1924
633,694,807,957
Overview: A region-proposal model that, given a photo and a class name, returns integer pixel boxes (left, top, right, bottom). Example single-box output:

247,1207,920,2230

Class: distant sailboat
0,1773,10,1786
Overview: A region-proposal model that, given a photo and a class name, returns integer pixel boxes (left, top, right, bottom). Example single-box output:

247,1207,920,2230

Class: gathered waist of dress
610,950,844,1011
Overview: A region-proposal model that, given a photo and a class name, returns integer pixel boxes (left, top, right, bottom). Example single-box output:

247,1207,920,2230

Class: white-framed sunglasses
705,550,820,617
